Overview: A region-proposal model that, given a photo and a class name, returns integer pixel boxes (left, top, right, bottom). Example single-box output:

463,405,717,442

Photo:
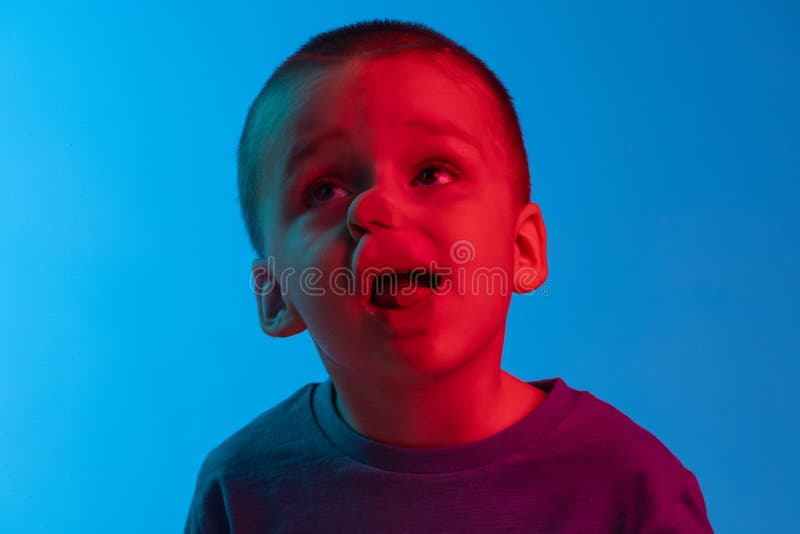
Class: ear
513,202,548,293
252,259,307,338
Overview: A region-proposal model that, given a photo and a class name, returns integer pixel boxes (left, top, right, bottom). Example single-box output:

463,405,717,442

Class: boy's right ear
251,259,307,338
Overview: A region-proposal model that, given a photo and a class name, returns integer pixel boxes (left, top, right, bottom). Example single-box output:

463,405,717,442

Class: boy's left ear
513,202,548,293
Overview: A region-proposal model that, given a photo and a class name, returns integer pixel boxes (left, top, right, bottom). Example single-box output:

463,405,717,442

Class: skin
251,50,549,448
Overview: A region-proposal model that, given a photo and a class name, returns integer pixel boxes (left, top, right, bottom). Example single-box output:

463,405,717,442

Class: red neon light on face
254,50,548,446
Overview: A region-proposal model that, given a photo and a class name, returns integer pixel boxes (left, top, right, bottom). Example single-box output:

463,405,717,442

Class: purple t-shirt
185,378,713,533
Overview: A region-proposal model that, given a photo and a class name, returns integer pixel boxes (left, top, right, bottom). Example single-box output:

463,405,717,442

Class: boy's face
253,50,545,383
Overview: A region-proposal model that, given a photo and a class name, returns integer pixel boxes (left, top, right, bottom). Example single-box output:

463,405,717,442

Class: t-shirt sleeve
183,502,201,534
629,466,714,533
183,455,231,534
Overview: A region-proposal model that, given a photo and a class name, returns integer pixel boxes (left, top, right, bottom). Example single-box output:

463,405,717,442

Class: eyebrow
402,118,483,158
280,118,482,189
281,128,350,189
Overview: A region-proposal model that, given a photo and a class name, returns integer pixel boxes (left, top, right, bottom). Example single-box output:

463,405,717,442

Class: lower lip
363,289,438,333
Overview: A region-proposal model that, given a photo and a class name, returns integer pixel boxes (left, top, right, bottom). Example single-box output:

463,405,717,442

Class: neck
324,328,546,448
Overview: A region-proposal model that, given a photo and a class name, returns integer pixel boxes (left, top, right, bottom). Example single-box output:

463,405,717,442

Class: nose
346,185,400,242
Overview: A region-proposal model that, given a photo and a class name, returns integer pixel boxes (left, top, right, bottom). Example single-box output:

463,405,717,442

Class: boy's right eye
303,180,350,208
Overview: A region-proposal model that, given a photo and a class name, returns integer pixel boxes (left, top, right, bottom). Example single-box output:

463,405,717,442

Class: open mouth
369,268,443,309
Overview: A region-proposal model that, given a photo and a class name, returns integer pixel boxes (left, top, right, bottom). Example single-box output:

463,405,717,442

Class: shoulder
184,382,318,533
553,384,713,532
552,384,689,473
196,382,316,482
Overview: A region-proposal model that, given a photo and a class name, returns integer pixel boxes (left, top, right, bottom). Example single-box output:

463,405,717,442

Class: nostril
346,188,399,239
346,197,363,241
348,222,367,243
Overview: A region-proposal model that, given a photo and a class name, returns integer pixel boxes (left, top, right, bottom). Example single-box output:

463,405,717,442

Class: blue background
1,1,797,532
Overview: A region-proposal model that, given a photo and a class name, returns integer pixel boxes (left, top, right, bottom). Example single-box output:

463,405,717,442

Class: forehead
257,50,506,171
286,51,502,145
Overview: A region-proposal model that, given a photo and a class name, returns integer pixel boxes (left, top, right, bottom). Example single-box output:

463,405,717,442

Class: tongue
373,277,433,308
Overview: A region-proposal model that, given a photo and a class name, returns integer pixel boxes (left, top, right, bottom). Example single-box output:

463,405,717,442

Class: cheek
285,232,356,319
285,218,349,270
452,218,516,274
426,284,510,371
294,287,368,370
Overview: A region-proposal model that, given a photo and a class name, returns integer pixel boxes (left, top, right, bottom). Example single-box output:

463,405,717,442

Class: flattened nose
346,187,400,242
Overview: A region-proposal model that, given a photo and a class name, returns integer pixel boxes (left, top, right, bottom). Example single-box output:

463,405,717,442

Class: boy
185,20,713,533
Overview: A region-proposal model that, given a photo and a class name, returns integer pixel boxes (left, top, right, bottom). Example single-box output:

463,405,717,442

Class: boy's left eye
412,166,458,187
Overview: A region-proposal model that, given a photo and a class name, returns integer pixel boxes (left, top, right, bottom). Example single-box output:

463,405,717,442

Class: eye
412,166,459,187
303,180,350,208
